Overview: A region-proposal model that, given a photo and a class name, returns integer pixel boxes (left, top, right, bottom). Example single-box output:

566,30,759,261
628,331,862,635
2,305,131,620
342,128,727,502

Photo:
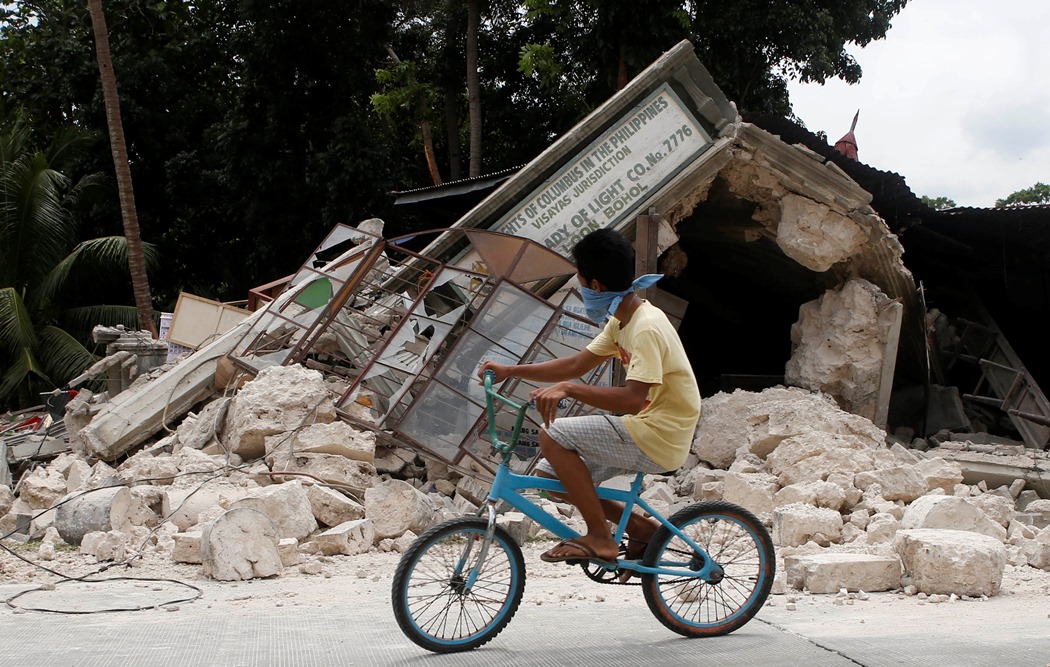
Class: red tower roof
833,110,860,161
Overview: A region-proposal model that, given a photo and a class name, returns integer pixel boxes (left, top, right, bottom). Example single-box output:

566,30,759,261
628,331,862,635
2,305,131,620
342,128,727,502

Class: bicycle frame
464,372,724,589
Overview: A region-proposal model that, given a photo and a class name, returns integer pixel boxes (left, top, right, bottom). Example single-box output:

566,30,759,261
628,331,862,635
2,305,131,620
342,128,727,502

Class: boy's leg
535,415,666,563
538,429,619,562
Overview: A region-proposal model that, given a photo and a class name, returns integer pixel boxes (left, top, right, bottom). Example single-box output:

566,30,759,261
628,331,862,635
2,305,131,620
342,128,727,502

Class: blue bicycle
391,371,775,652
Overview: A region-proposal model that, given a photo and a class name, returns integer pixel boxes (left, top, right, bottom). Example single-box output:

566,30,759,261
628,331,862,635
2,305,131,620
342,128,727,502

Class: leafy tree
996,182,1050,208
518,0,910,116
0,112,151,409
921,195,957,210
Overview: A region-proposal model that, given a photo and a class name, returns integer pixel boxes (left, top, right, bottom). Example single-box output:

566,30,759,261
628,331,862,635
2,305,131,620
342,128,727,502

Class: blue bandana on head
579,274,663,324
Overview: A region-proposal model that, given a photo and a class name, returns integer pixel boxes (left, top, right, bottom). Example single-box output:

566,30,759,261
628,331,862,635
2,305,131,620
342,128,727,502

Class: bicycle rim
643,502,774,636
393,518,525,652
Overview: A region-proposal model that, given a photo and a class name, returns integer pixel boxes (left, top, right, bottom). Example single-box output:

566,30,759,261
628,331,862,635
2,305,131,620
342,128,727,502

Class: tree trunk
87,0,156,337
466,0,482,178
420,117,442,186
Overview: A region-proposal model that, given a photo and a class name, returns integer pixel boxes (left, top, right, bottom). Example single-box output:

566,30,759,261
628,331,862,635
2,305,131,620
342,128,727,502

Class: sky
786,0,1050,208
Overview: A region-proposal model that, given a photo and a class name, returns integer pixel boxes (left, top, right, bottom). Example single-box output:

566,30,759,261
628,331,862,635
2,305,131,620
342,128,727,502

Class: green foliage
921,195,957,210
0,110,140,408
516,0,910,116
0,0,912,329
996,182,1050,208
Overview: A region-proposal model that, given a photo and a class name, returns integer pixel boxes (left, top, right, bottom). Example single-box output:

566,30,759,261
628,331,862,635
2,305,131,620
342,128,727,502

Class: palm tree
0,111,149,409
87,0,156,337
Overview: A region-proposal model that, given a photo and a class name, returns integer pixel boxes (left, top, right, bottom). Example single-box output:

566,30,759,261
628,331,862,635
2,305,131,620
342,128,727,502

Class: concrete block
201,508,283,580
222,364,336,460
230,480,317,541
854,466,928,502
900,495,1007,542
54,486,131,545
316,518,375,556
172,531,203,563
914,457,964,493
273,421,376,464
305,484,365,527
364,479,440,541
268,452,376,493
278,538,300,566
723,471,779,516
497,511,531,546
865,512,900,543
785,552,900,593
18,467,68,510
455,475,491,506
773,480,847,511
80,530,126,562
895,528,1005,597
772,503,843,547
1022,526,1050,570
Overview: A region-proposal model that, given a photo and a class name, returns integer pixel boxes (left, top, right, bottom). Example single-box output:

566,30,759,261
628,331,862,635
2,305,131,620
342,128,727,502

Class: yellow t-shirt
586,301,701,470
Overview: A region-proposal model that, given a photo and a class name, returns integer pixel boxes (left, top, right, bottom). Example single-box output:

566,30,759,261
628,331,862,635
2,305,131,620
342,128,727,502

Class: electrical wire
2,375,361,614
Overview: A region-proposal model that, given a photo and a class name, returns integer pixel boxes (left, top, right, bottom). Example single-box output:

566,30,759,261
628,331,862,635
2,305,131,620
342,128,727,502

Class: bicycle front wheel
391,517,526,652
642,501,774,637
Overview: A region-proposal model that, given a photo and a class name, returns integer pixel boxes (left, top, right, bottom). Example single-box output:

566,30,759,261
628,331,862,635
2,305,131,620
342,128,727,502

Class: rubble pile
3,364,1049,597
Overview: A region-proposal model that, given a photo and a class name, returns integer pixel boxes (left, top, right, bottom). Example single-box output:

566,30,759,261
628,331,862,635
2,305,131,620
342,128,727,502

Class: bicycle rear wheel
642,501,774,637
391,517,526,652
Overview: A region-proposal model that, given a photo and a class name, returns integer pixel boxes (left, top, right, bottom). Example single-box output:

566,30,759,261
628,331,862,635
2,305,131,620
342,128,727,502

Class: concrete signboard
493,83,712,255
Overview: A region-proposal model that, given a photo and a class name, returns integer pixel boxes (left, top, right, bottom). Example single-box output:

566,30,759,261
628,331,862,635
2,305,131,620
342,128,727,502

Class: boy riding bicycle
478,228,701,568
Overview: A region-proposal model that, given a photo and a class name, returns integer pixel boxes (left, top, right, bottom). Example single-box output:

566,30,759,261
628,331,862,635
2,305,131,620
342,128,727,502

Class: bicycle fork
450,501,499,595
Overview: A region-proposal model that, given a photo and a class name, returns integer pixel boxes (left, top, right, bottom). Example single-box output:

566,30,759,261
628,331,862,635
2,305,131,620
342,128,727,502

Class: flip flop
540,539,618,567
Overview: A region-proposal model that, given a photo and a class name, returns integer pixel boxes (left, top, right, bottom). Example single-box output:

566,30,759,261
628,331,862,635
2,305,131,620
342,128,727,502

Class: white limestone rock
691,386,884,470
268,452,376,493
864,512,900,543
784,278,899,421
316,519,375,556
201,508,283,581
723,471,779,516
306,484,366,527
229,480,318,541
773,480,847,511
854,466,928,503
364,479,440,541
895,529,1005,597
268,421,376,464
1022,526,1050,570
18,466,68,510
772,503,843,547
222,364,336,460
766,432,877,487
785,552,900,594
776,194,868,273
172,531,203,564
914,457,964,494
899,495,1007,542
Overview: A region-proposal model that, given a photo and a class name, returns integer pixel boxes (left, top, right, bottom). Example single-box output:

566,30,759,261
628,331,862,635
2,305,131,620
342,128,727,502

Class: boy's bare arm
478,348,604,385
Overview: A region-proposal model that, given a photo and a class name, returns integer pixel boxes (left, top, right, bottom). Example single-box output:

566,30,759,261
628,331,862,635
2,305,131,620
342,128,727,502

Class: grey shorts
534,414,666,484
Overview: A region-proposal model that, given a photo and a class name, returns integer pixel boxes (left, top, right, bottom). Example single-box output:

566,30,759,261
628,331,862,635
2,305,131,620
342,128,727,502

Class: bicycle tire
641,501,775,637
391,516,526,652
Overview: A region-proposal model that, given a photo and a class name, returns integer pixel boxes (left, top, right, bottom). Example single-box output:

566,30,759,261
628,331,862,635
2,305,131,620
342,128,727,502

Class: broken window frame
226,227,613,476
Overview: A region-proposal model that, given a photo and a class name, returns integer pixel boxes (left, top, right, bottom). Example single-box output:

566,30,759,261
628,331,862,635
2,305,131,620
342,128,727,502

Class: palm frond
0,286,38,353
43,125,97,171
1,156,77,286
0,111,33,164
0,346,50,405
62,304,140,342
34,237,159,309
38,325,97,388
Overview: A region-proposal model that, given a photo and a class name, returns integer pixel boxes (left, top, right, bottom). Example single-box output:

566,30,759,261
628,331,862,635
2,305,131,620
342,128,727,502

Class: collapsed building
3,40,1050,598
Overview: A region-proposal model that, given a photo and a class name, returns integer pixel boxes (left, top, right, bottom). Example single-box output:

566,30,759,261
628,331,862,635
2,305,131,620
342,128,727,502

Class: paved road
1,570,1047,667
